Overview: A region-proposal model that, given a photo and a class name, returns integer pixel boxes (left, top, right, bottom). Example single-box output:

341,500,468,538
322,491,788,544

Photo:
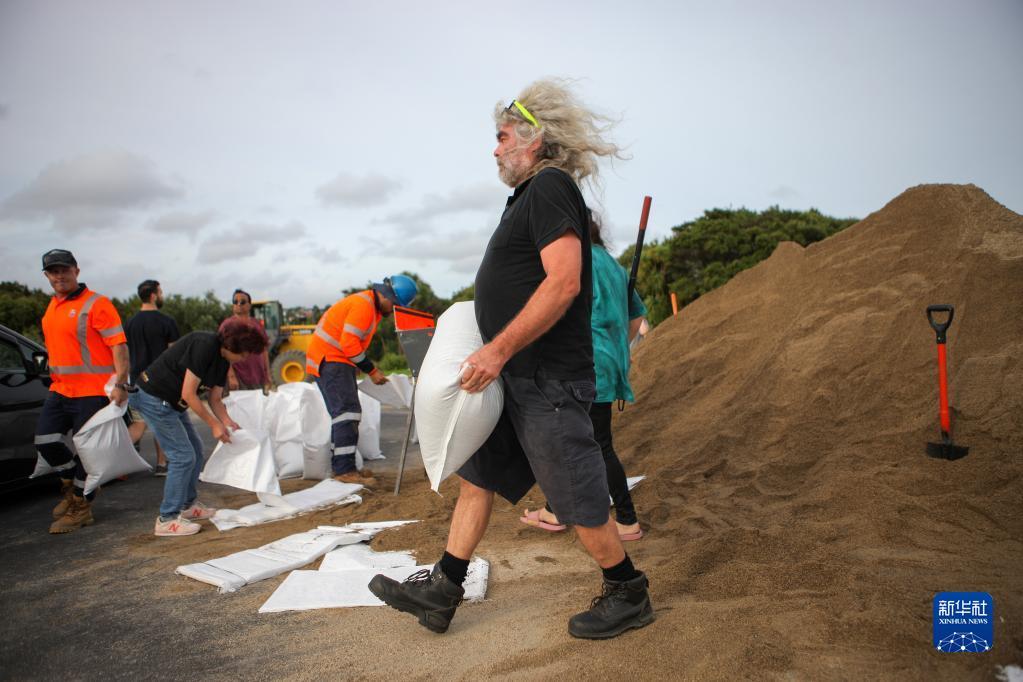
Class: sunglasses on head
505,99,539,128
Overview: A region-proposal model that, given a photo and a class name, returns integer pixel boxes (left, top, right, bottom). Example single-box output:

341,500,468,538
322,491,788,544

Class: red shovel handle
926,305,955,436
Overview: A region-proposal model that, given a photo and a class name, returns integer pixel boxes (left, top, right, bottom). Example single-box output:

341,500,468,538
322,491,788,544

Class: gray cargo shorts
456,369,611,528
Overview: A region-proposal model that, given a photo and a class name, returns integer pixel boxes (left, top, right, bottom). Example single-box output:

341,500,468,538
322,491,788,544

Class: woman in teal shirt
521,210,646,540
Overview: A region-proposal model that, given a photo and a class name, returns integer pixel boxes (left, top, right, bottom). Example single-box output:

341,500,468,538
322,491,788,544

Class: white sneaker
180,500,216,521
154,515,201,536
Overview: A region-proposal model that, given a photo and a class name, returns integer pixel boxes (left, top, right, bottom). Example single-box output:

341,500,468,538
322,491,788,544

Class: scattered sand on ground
125,184,1022,680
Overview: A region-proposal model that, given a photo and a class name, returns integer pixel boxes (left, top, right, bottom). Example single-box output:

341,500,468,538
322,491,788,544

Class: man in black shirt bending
371,79,654,640
125,279,179,475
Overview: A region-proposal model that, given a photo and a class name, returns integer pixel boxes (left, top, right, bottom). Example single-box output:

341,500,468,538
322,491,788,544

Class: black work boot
568,571,655,639
368,565,464,633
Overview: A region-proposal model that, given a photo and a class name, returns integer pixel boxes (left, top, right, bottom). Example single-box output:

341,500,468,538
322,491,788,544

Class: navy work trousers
315,361,361,475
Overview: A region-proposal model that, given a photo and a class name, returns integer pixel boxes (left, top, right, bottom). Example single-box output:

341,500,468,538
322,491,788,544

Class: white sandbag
222,390,267,432
298,383,332,447
200,428,281,495
210,479,363,531
274,440,304,479
302,443,332,481
265,385,305,444
357,373,413,408
30,432,77,478
414,301,504,492
74,399,152,495
357,393,383,461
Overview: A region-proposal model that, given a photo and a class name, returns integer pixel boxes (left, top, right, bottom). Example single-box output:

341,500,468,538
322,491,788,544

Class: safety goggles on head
505,99,539,128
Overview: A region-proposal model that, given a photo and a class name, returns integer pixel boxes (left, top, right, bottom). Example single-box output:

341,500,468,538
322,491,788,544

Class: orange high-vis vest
41,286,127,398
305,290,380,377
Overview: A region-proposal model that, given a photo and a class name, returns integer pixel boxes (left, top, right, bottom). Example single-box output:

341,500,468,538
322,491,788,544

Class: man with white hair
370,79,654,640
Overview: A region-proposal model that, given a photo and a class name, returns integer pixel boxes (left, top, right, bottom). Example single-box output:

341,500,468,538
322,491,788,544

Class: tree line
1,205,857,367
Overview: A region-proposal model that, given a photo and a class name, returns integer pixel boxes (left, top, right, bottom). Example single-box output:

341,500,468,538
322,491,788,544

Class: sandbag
357,393,382,462
274,440,304,479
200,428,281,495
222,390,267,432
357,373,413,408
74,398,152,495
414,301,503,491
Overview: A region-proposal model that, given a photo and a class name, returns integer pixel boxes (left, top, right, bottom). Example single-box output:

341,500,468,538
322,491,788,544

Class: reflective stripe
73,477,86,487
350,352,366,364
34,433,64,445
331,412,361,424
343,323,370,340
356,292,373,304
314,325,343,350
77,293,100,368
51,461,75,472
50,365,115,375
306,359,319,371
99,325,124,338
332,445,357,455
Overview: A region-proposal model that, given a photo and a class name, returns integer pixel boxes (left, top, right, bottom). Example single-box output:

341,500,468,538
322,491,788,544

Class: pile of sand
125,184,1021,679
614,183,1022,677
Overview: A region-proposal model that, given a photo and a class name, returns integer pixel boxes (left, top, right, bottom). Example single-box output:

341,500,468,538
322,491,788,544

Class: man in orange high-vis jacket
306,275,417,487
34,249,130,535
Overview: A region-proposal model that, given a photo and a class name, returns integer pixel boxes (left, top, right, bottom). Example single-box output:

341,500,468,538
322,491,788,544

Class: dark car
0,324,52,491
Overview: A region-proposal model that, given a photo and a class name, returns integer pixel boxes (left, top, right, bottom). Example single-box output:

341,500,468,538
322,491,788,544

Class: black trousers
545,401,637,525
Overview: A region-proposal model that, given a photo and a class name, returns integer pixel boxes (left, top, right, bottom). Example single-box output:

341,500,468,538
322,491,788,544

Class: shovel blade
926,441,970,460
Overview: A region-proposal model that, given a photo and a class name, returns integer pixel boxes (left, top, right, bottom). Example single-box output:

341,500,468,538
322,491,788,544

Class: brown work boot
333,469,377,488
52,479,75,520
49,496,94,534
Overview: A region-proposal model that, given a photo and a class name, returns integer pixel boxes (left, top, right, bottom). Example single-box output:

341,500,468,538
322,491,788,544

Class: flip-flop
520,509,567,532
619,528,644,542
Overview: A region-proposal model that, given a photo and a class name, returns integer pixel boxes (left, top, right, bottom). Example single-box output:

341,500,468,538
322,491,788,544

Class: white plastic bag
222,390,267,432
357,393,383,462
274,440,304,479
200,428,281,495
414,302,504,491
74,399,152,495
357,373,413,408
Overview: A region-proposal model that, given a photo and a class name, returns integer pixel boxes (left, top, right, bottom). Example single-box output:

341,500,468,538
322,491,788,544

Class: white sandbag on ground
357,393,383,462
302,443,332,481
75,396,152,495
319,544,417,572
258,557,489,613
209,478,363,531
176,527,371,593
415,302,504,492
273,441,304,479
200,428,281,496
222,390,267,432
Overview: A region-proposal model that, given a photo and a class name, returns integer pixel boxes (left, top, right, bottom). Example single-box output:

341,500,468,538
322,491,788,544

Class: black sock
602,554,640,583
438,551,470,586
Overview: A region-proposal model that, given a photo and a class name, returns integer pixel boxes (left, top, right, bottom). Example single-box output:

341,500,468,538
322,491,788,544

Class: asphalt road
0,403,422,680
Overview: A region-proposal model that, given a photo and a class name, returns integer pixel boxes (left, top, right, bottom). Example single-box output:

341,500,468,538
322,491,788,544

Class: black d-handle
926,305,955,344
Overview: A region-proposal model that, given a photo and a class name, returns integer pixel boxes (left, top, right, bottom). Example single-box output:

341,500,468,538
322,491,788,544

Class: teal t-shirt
591,246,647,403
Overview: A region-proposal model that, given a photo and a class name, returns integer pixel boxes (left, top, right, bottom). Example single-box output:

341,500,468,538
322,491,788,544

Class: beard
497,153,529,187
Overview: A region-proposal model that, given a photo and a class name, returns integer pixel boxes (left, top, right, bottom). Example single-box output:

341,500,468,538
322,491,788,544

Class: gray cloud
197,220,306,264
379,183,506,232
0,150,183,231
147,210,217,237
380,225,494,274
0,103,8,120
316,172,402,208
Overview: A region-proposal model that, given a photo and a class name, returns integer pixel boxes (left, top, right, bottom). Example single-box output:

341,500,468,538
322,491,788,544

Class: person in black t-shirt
369,79,654,640
125,279,180,474
132,320,267,537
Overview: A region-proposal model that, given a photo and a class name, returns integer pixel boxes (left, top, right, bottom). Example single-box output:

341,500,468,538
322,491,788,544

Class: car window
0,338,25,372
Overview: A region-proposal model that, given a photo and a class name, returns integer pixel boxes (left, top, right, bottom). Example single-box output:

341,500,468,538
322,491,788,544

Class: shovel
925,305,969,460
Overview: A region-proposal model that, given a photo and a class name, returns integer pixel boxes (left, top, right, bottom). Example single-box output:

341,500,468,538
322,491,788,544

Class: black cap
41,249,78,271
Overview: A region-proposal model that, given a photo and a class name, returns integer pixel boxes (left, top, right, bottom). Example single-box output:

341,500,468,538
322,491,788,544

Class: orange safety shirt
41,285,127,398
305,290,380,378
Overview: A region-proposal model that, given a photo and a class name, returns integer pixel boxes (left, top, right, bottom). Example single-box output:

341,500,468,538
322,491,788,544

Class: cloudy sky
1,0,1020,307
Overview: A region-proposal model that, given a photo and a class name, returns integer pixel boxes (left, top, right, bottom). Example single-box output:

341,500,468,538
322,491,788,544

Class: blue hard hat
378,274,417,307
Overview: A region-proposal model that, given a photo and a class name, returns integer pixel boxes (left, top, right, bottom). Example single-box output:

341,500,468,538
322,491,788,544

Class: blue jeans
132,389,205,519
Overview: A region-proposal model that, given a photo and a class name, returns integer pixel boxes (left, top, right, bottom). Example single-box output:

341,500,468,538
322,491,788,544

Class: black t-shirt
124,310,180,383
139,332,229,411
474,167,594,380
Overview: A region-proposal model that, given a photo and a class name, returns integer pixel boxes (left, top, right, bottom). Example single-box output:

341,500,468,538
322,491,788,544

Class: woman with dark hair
521,209,647,540
132,319,268,536
220,288,272,392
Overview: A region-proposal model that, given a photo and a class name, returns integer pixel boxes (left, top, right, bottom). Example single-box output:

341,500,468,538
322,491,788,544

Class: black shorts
457,370,610,527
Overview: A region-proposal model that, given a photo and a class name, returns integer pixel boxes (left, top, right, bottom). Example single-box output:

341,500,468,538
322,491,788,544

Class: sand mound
616,183,1023,676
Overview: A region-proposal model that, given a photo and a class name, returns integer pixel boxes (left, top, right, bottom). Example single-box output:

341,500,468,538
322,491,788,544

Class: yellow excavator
250,300,315,385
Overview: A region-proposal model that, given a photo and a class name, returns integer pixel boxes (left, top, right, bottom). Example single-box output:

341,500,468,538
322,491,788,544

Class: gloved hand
368,367,389,385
